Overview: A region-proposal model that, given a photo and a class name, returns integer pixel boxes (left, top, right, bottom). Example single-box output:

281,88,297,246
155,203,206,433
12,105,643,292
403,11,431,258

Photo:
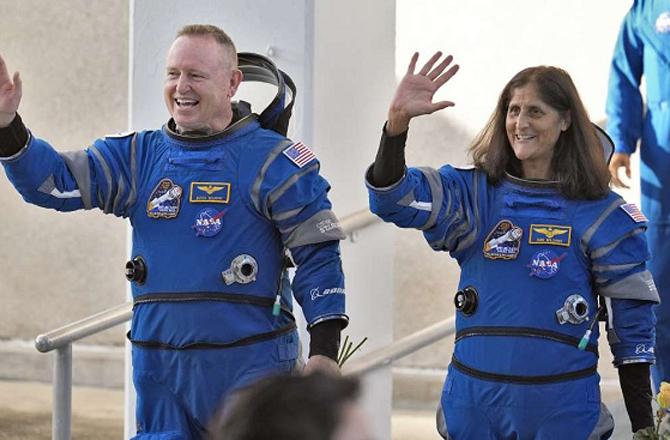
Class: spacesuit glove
619,362,653,432
0,112,27,157
308,319,343,361
369,122,408,187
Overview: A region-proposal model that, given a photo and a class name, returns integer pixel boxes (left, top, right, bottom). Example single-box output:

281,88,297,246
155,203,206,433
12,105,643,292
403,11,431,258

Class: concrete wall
312,2,396,437
0,0,129,383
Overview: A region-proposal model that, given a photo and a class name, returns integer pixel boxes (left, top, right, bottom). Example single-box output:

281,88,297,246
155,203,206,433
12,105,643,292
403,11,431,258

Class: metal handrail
343,317,456,376
35,302,133,353
34,208,382,440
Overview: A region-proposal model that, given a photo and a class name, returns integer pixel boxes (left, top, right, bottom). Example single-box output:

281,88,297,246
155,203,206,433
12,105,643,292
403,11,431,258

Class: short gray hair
176,24,237,67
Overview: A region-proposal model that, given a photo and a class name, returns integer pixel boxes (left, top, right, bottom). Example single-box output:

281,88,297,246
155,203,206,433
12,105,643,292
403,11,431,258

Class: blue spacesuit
1,109,347,438
606,0,670,390
368,163,658,439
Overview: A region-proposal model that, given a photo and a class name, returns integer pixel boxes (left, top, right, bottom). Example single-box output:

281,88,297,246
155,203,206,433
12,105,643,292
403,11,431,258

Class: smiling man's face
164,35,242,133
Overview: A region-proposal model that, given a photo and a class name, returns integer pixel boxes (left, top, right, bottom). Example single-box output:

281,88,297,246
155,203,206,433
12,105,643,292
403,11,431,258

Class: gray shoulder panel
267,162,319,210
126,134,138,210
272,206,304,223
453,169,481,254
112,175,127,216
60,150,93,209
284,209,345,248
590,228,644,260
250,139,294,218
416,167,444,231
599,270,660,302
88,146,114,213
580,197,624,254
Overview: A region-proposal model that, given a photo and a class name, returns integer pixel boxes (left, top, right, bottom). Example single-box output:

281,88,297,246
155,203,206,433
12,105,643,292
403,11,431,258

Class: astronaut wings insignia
189,182,231,204
534,227,567,239
529,224,572,247
197,185,225,195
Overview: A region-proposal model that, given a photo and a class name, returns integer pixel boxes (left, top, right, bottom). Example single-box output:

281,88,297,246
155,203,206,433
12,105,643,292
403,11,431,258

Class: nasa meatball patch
528,250,567,279
192,208,225,237
483,220,523,260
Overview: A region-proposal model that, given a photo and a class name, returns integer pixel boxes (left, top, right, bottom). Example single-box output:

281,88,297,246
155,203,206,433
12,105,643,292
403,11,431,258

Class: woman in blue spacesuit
366,52,659,439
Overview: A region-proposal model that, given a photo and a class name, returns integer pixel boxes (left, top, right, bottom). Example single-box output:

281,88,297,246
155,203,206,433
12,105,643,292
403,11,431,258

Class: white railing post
53,343,72,440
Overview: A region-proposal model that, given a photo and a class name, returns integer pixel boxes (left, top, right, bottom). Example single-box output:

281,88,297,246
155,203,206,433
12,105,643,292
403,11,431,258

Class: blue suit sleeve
1,132,137,217
255,148,347,328
367,164,481,257
608,297,656,366
606,6,645,154
586,198,658,366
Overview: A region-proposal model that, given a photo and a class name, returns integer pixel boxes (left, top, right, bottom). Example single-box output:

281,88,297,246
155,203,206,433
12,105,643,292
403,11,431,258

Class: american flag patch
620,203,648,223
282,142,316,168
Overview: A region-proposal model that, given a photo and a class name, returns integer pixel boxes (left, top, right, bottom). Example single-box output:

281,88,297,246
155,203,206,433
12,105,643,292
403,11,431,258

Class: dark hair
209,373,361,440
176,24,238,67
470,66,610,199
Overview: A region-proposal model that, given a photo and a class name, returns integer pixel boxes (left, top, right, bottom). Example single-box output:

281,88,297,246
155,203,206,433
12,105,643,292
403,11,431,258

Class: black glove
308,319,344,362
369,122,408,187
0,113,28,157
618,362,653,432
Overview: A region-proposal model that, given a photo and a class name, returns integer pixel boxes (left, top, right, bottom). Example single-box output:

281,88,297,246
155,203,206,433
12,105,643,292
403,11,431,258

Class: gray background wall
0,0,129,383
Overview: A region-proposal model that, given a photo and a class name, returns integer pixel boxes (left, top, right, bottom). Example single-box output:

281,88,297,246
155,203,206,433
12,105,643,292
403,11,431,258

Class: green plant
337,335,368,367
634,382,670,439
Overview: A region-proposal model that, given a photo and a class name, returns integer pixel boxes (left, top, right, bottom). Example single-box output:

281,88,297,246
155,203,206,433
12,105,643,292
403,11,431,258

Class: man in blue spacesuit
606,0,670,392
368,52,658,438
0,24,347,439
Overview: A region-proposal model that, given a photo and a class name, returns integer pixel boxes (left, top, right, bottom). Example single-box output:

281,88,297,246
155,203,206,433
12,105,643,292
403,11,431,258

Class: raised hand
0,55,22,127
387,51,459,136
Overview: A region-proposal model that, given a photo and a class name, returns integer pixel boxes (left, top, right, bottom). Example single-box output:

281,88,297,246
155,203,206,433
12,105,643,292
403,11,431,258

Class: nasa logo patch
192,207,225,237
528,250,567,279
146,178,183,219
483,220,523,260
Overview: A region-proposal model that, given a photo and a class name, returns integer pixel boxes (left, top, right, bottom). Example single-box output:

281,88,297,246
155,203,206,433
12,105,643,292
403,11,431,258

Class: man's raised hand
0,55,22,127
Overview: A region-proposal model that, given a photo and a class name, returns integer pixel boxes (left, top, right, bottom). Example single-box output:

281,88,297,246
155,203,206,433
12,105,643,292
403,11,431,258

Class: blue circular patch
192,208,224,237
528,249,566,279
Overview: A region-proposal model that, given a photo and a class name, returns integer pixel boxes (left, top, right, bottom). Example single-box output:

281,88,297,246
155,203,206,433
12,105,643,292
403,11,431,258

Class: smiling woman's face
505,83,570,179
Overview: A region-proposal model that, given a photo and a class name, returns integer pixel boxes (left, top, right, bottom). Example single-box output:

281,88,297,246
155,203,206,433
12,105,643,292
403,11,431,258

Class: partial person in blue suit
367,52,658,438
606,0,670,392
0,24,347,440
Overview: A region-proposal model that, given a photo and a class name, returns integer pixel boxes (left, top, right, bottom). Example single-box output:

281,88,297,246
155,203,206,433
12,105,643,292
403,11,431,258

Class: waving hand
0,55,22,127
387,52,459,136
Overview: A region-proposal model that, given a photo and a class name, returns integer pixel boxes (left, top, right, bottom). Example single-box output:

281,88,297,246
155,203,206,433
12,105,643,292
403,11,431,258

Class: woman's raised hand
387,51,459,136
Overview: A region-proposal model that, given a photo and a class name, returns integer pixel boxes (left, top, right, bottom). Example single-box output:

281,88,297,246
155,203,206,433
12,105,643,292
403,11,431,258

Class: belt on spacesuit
455,326,599,355
133,292,292,310
452,326,599,384
450,355,598,384
127,292,296,350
